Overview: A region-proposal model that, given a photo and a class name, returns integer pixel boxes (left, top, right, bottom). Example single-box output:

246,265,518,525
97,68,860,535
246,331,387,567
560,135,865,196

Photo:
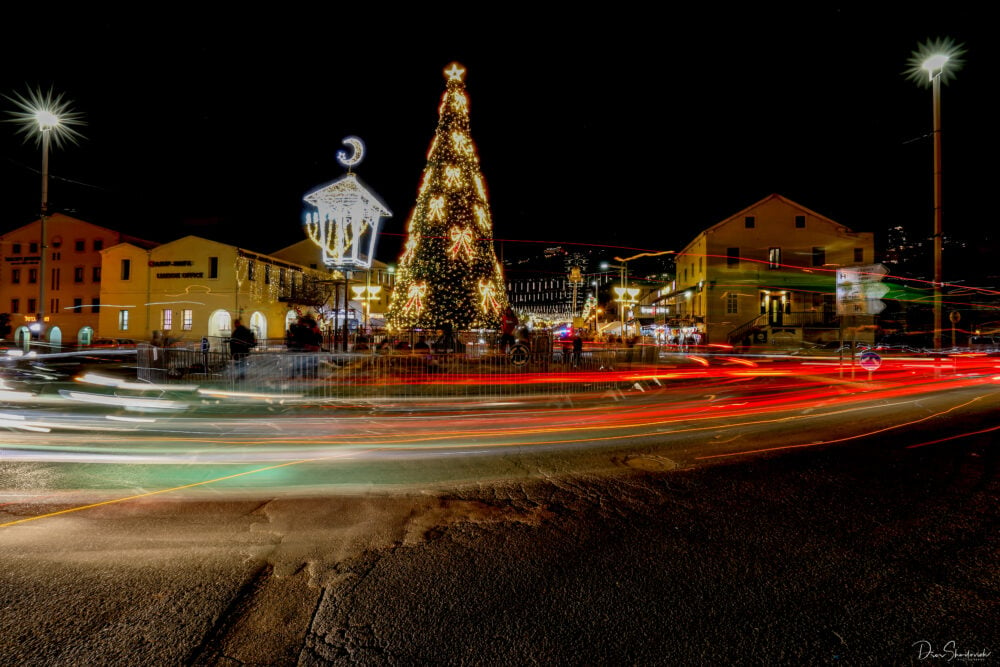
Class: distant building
658,194,874,346
503,246,613,327
0,213,157,347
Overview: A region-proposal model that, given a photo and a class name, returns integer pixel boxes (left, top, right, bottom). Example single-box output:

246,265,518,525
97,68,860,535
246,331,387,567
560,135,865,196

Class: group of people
286,313,323,352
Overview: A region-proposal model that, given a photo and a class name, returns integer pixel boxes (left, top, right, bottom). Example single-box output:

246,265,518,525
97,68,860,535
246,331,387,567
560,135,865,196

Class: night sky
1,8,995,269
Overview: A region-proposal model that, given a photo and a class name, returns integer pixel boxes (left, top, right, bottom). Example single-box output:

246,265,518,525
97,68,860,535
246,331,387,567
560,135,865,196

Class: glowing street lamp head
906,38,965,87
921,54,950,77
4,86,85,148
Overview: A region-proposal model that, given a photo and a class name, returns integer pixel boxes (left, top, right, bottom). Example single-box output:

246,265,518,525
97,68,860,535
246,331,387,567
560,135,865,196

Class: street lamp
600,261,628,338
5,87,84,342
907,38,964,350
303,136,392,351
351,283,382,333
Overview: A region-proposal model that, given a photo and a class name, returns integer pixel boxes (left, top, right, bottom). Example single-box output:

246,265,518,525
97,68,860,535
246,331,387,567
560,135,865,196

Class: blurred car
968,335,1000,351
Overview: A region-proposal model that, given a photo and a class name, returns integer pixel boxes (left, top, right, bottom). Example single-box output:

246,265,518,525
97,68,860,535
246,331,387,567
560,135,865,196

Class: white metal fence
134,337,654,400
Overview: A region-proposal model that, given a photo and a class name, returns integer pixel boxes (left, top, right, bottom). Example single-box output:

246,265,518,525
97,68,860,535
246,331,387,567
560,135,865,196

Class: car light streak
4,354,1000,528
905,422,1000,448
76,373,200,393
58,390,190,411
695,392,993,460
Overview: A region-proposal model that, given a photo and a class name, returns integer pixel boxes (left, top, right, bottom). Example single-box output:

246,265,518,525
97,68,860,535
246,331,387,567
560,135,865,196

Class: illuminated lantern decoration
303,136,393,270
386,62,509,332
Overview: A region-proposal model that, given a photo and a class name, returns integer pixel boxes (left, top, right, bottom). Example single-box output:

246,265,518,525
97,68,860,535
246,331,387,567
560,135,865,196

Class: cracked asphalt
2,427,997,666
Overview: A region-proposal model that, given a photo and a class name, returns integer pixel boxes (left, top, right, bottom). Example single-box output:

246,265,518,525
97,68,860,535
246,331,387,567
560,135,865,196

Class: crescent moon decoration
336,136,365,169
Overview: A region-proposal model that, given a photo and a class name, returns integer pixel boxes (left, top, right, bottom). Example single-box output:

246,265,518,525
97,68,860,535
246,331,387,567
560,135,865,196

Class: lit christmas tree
385,62,508,332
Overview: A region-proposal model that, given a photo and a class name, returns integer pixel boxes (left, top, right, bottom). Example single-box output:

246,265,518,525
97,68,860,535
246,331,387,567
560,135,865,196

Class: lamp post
352,282,382,333
5,88,84,343
303,136,392,352
601,261,628,338
908,39,964,351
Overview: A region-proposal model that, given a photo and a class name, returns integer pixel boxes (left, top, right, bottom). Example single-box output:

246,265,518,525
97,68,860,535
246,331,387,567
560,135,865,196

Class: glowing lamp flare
906,38,965,87
4,86,86,148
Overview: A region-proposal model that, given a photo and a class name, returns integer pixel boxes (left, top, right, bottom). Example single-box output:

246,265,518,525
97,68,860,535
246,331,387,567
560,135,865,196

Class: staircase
728,314,769,345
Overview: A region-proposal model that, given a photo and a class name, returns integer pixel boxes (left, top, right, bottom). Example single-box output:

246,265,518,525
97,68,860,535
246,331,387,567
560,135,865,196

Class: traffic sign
837,264,888,316
858,350,882,371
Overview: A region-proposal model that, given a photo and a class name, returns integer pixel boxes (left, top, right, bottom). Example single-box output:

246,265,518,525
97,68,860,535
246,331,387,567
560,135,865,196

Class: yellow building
99,235,330,349
0,213,157,347
662,194,875,346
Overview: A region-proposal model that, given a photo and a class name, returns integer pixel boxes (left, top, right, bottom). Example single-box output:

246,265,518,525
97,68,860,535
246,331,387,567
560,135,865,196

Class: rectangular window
93,239,103,251
726,292,738,315
727,247,740,268
10,298,19,313
247,260,255,281
29,242,38,254
92,266,101,283
795,215,806,228
264,264,271,284
75,239,86,252
745,216,755,229
28,268,38,284
12,243,21,254
73,298,83,311
27,298,36,314
118,310,129,331
812,247,826,267
91,298,100,314
698,257,702,273
182,309,193,330
52,268,60,290
279,268,286,288
209,256,219,279
161,309,173,331
74,266,85,283
854,247,864,263
11,269,20,284
121,259,131,280
50,298,58,314
768,247,781,269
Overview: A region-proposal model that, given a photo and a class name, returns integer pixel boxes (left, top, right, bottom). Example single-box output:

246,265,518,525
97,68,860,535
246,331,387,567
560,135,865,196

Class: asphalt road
1,379,998,665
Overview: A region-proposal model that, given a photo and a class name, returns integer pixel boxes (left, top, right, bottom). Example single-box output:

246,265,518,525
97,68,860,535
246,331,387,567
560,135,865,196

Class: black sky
0,7,995,266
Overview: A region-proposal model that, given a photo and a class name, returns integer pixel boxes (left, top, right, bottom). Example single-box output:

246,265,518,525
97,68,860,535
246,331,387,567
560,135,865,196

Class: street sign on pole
836,264,889,316
859,350,882,371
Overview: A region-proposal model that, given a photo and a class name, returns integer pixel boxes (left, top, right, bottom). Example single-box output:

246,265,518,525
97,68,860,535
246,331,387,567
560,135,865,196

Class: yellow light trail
0,454,348,529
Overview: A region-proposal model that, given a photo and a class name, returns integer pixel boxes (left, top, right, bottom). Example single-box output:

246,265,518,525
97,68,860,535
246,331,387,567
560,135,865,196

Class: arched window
249,311,268,342
208,310,232,338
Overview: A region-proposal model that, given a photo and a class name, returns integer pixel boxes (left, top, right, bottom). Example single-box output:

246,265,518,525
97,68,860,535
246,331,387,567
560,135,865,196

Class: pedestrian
286,319,303,351
560,332,573,363
500,306,518,352
229,318,256,379
572,331,583,367
294,314,322,378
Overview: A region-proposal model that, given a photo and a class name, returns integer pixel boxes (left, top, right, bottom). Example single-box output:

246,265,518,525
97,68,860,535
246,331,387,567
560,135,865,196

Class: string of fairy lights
385,62,508,332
